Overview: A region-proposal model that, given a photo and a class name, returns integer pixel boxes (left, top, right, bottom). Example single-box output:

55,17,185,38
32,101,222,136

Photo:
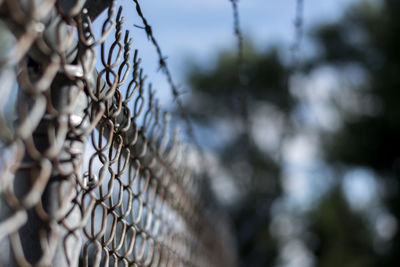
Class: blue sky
98,0,363,105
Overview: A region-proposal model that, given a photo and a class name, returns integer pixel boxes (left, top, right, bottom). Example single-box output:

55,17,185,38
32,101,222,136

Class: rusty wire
229,0,244,83
130,0,198,147
0,0,236,266
291,0,304,66
228,0,250,140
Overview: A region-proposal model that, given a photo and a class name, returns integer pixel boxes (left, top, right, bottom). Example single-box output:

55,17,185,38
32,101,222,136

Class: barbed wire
229,0,250,143
0,0,236,266
291,0,304,67
229,0,245,83
130,0,198,146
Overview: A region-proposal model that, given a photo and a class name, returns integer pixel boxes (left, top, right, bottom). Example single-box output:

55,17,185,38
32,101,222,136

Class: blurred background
114,0,400,267
117,0,400,266
2,0,399,266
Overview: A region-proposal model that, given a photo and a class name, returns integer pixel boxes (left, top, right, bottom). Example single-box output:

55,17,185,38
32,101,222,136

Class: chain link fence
0,0,237,266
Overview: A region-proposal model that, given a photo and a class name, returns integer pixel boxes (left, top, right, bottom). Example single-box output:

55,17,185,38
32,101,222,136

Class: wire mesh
0,0,236,266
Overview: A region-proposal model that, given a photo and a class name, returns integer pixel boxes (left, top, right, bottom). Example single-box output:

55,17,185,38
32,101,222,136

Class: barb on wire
229,0,249,140
291,0,304,66
130,0,198,146
229,0,245,83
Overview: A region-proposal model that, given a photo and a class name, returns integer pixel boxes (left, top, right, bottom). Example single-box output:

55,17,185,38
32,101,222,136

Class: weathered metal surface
0,0,236,266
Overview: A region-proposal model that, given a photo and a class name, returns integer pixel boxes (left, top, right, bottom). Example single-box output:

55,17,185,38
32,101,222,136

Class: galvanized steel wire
0,0,236,266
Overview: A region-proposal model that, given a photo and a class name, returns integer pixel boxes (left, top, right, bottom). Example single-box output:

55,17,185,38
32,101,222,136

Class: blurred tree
307,185,377,267
308,0,400,265
184,46,294,266
184,0,400,265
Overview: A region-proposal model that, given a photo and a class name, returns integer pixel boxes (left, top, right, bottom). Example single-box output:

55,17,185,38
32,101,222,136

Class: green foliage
311,0,400,172
309,0,400,266
184,1,400,266
187,46,293,119
308,186,377,267
185,44,294,266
